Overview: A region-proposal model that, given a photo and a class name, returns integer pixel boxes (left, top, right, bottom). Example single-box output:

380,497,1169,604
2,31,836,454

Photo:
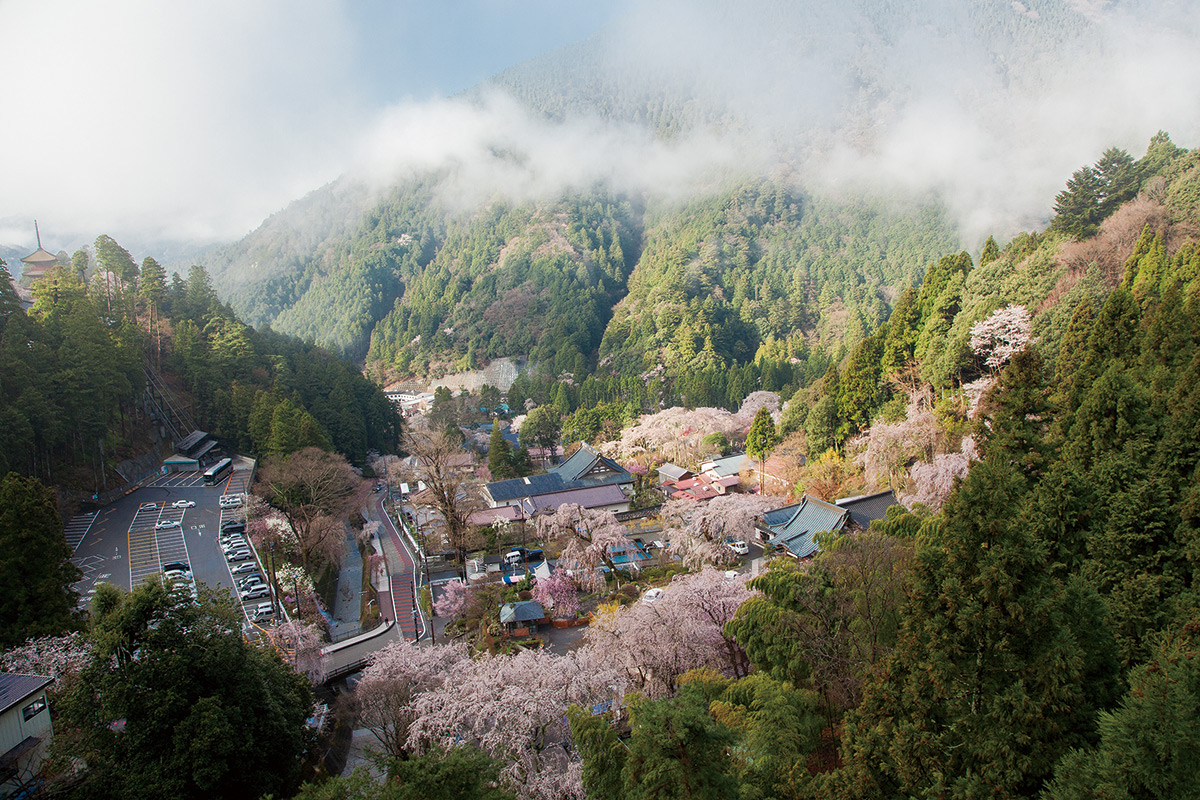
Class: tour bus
202,457,233,486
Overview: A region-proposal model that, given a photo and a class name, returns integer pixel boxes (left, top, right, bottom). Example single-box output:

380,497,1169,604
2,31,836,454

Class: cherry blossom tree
901,436,979,512
661,494,777,569
970,304,1036,373
433,580,472,621
270,621,328,683
853,383,945,491
532,569,580,619
407,647,625,800
585,569,754,697
355,640,470,760
732,391,782,429
534,504,630,590
604,406,747,464
0,632,90,690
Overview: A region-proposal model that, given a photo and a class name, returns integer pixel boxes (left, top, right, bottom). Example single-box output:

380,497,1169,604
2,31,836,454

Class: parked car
172,500,196,509
240,586,269,601
226,550,252,562
252,604,274,621
139,502,158,511
220,519,245,531
230,562,259,576
162,561,190,573
727,540,749,555
163,569,192,582
238,576,265,589
219,494,243,508
155,519,180,530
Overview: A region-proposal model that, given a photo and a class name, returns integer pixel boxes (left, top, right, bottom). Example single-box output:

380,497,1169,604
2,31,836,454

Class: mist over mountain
199,0,1200,378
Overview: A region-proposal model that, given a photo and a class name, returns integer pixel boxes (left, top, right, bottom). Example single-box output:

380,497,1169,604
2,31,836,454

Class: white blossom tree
853,383,946,492
970,304,1036,373
901,436,979,512
356,640,470,761
661,493,777,568
732,390,782,429
0,632,90,690
534,504,630,590
604,406,748,464
585,569,754,697
407,647,624,800
270,621,328,683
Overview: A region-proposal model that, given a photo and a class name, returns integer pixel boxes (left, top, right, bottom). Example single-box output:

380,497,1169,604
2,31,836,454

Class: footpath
328,525,363,640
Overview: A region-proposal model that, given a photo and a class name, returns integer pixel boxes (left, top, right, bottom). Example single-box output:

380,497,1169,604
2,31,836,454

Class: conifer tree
826,457,1118,799
979,235,1000,266
487,424,515,480
1044,628,1200,800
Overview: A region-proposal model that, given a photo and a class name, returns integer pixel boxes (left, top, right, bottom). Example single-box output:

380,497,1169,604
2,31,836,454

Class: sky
3,0,1200,255
0,0,629,250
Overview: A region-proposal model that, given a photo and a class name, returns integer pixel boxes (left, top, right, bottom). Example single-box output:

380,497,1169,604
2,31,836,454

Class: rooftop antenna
34,220,42,249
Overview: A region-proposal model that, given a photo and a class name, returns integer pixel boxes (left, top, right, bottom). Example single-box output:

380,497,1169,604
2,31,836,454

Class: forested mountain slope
198,0,1164,383
0,246,399,495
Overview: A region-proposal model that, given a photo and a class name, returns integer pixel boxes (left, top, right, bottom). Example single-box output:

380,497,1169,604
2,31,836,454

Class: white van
219,494,243,508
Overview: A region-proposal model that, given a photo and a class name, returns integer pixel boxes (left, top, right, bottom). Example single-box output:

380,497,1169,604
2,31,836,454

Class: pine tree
746,406,778,490
826,457,1118,799
979,235,1001,266
1044,628,1200,800
487,424,515,480
1052,165,1102,239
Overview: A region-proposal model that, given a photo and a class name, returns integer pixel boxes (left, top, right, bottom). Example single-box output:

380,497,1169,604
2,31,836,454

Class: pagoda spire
34,220,41,249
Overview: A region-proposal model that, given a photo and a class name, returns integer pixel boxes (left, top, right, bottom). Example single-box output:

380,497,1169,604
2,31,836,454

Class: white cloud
3,0,1200,255
0,0,361,245
351,91,753,209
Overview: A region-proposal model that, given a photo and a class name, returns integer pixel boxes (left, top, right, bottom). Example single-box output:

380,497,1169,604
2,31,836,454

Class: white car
155,519,181,530
643,588,664,603
240,585,270,600
139,502,158,511
230,562,259,576
163,569,192,582
226,550,252,562
727,540,749,555
252,604,274,621
219,494,243,508
172,500,196,509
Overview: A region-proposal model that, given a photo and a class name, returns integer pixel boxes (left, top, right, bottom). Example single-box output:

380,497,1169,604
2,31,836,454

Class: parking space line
64,511,98,552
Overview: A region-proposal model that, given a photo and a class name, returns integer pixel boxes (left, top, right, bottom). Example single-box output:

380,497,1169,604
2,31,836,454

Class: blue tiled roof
485,473,568,502
500,600,546,624
836,490,898,529
763,496,848,559
550,444,631,485
706,453,750,478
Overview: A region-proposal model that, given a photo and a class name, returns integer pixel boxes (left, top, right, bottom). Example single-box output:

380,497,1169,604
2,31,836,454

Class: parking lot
69,468,283,630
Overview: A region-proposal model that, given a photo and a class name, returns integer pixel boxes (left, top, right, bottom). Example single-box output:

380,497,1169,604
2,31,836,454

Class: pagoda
19,222,58,284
